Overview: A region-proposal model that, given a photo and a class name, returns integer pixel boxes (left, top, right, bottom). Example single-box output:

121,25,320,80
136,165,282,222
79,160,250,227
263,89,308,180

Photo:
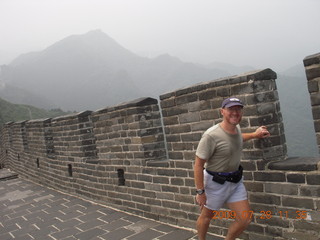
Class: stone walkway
0,169,223,240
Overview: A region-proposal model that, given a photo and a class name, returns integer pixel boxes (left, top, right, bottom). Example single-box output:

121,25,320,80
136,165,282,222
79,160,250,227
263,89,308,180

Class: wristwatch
196,189,205,195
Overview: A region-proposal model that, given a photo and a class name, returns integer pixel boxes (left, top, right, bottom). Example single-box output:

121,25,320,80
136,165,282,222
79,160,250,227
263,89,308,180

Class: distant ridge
0,30,231,111
0,30,317,157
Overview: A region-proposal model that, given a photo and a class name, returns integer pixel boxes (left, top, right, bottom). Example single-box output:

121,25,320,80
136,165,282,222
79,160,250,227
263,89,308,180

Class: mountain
0,30,317,157
0,77,56,109
0,97,70,126
0,30,230,111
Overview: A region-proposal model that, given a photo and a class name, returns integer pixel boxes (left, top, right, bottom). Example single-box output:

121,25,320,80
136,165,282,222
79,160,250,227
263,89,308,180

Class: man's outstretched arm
242,126,270,142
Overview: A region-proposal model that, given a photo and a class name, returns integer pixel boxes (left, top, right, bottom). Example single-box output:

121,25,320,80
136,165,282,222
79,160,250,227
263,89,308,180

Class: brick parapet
92,97,166,166
1,64,320,240
160,69,286,172
304,52,320,154
25,118,53,157
51,110,97,162
0,126,8,168
245,168,320,239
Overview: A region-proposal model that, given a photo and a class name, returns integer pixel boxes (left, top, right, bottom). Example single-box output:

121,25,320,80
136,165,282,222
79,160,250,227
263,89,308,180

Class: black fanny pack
206,165,243,184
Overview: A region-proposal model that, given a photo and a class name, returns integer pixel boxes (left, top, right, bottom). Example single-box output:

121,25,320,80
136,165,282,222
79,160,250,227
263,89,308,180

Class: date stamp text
212,210,308,220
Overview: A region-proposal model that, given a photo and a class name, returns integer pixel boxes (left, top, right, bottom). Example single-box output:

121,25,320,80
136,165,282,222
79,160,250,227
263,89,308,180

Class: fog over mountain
0,30,317,157
277,66,318,157
0,30,236,111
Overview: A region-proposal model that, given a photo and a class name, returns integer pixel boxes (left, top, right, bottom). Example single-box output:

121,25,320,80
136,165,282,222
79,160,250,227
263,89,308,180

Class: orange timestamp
212,210,308,220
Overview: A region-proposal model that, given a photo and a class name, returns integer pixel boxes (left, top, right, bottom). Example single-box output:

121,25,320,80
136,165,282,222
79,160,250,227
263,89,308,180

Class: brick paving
0,169,223,240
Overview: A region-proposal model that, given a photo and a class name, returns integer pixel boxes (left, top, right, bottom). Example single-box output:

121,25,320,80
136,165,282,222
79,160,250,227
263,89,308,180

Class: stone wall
304,52,320,154
1,65,319,239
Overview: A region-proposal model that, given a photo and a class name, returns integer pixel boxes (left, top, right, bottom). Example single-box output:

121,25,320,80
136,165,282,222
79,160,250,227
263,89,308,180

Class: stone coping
0,168,19,181
303,52,320,66
268,157,320,171
94,97,158,114
159,68,276,100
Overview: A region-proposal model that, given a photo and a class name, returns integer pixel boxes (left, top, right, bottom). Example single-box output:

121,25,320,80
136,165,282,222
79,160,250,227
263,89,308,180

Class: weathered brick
145,182,161,191
168,209,188,219
300,185,320,197
174,194,194,204
253,172,286,182
200,110,216,121
309,210,320,221
304,53,320,66
198,89,216,101
160,98,176,108
249,193,281,205
256,215,290,228
174,169,188,177
3,63,320,240
308,79,319,93
283,230,320,240
247,233,277,240
156,192,174,200
146,198,162,206
286,173,306,184
140,190,156,198
305,65,320,80
152,176,169,184
162,200,180,209
161,185,179,193
264,183,298,195
178,112,200,124
176,93,198,105
170,178,184,186
306,173,320,185
244,182,263,192
163,116,179,125
136,202,151,212
166,125,191,134
282,196,314,209
293,219,320,232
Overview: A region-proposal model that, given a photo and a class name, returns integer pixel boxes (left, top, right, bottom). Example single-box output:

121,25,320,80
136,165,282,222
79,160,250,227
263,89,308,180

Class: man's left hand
254,126,270,138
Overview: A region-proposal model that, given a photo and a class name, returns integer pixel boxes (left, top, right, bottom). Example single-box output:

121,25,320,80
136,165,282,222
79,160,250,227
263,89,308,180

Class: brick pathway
0,169,223,240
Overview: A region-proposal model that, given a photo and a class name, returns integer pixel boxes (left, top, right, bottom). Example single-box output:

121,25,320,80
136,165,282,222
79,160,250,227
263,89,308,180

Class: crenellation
305,64,320,80
1,61,320,240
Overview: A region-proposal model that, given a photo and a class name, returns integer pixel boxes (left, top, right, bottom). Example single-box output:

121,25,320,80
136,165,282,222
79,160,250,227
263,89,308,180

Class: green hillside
0,97,71,126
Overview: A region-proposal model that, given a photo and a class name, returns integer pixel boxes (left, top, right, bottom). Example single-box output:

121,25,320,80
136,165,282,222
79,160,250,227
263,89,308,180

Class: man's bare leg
225,200,252,240
196,206,214,240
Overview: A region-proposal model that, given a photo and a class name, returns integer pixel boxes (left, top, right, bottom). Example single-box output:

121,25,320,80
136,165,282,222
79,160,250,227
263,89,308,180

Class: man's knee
198,207,214,223
237,214,252,229
199,212,213,223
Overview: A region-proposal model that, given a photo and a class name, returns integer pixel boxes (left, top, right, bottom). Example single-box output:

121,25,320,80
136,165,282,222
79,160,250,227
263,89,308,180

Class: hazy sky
1,0,319,71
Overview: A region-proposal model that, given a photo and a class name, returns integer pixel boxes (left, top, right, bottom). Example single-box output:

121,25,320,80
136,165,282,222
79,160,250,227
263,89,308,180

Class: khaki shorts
203,169,248,210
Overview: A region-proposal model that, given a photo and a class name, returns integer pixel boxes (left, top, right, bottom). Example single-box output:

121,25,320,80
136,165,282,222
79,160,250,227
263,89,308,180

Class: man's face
220,106,243,125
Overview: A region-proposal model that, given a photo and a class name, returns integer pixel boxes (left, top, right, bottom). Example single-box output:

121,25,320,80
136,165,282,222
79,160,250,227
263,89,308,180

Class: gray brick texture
1,63,320,240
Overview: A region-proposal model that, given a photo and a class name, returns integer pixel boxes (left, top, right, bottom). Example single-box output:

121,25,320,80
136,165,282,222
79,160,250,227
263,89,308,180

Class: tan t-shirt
196,124,242,172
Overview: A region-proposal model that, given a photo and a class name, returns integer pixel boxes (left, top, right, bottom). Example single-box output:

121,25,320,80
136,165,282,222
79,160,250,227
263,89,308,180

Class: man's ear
220,108,224,117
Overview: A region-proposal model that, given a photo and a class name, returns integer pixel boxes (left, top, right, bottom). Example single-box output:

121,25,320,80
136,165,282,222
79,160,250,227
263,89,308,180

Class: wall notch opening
68,164,73,177
117,169,125,186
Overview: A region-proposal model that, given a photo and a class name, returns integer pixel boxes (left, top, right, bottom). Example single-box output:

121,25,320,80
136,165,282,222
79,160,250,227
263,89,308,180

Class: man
194,97,270,240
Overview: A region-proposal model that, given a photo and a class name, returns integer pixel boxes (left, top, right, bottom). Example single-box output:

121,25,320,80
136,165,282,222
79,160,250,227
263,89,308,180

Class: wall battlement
1,53,320,240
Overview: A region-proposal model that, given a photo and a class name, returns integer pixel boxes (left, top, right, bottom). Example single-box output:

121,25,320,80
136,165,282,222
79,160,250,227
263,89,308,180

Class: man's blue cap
221,97,243,108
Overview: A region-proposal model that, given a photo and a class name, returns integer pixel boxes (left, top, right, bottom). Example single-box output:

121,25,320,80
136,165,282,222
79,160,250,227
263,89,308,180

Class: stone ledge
94,97,158,114
303,52,320,66
268,157,320,171
146,159,170,167
0,168,19,181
